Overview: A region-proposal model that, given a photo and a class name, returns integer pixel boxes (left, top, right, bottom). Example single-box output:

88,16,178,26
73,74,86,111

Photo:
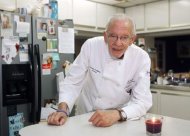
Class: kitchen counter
19,112,190,136
151,84,190,93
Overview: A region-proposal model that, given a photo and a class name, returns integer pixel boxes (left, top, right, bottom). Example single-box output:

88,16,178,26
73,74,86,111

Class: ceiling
88,0,162,8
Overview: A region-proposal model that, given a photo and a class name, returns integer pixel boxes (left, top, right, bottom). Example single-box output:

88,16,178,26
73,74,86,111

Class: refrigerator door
0,13,75,136
0,12,33,136
31,17,74,107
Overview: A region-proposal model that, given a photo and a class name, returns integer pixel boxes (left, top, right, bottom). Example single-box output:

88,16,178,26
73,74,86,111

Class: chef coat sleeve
122,53,152,119
58,40,90,113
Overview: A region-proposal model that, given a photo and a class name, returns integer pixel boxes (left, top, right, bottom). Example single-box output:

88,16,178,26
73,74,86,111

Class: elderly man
48,13,152,127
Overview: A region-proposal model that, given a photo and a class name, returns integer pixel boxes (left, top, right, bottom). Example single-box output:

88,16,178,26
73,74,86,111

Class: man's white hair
105,13,136,36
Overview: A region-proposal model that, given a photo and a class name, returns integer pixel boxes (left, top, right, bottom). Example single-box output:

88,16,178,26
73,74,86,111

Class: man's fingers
89,111,98,122
58,116,66,125
89,110,119,127
47,113,59,125
89,111,105,126
47,112,66,125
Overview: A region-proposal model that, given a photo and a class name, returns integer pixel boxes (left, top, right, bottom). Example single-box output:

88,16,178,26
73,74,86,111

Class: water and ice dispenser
2,64,33,106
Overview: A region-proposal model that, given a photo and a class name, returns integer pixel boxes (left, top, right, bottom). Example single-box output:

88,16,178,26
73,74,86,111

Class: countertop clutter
151,69,190,88
19,112,190,136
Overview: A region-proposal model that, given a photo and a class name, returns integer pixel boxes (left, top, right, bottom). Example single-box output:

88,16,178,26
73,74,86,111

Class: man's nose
115,37,123,45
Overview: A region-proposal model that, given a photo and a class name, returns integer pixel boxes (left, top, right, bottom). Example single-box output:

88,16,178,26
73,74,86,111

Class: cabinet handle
151,91,157,94
161,92,190,97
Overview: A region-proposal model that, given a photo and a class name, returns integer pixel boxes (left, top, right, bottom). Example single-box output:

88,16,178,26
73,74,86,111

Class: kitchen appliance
0,11,74,136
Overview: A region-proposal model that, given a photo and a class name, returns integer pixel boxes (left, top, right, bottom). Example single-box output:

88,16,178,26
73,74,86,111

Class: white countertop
19,112,190,136
151,84,190,92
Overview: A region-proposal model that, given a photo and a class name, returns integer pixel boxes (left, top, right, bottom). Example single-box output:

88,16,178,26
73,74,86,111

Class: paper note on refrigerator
47,39,58,52
58,27,74,53
16,22,30,35
19,44,29,62
1,37,19,64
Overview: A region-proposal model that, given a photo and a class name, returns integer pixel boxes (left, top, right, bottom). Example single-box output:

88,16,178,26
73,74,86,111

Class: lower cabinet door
160,93,190,120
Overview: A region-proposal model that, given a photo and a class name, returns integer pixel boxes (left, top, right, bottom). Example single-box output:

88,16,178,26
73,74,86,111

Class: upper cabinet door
97,3,117,28
145,0,169,29
116,7,124,13
0,0,16,11
170,0,190,27
16,0,41,14
73,0,96,27
125,5,145,31
58,0,73,20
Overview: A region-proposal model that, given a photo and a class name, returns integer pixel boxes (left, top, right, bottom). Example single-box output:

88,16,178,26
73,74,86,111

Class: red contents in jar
146,119,162,134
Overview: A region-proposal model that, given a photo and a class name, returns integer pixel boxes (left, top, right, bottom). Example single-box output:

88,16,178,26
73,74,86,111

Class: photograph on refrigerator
37,19,47,39
47,20,56,35
0,13,13,37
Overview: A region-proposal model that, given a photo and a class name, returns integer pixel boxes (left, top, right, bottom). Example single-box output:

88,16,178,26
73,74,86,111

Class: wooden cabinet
145,0,169,29
123,0,190,34
149,87,190,120
73,0,96,27
116,7,124,14
1,0,16,11
58,0,73,20
160,92,190,120
97,3,117,28
16,0,39,14
170,0,190,27
125,5,145,30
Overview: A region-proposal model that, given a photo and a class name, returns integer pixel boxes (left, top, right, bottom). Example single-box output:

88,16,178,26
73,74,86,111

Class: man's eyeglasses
107,34,132,43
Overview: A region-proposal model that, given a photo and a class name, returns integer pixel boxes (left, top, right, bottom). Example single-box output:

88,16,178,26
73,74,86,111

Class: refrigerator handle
34,44,42,123
28,44,36,123
28,44,33,66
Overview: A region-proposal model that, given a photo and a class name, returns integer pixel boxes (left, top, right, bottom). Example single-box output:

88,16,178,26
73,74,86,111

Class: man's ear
130,35,137,45
132,35,137,42
103,32,108,43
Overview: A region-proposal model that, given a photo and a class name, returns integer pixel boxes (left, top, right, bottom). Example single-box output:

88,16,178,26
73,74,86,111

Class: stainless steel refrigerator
0,11,74,136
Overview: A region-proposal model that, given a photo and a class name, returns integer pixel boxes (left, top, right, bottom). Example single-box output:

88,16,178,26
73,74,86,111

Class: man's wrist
116,109,127,121
58,102,69,116
56,109,69,117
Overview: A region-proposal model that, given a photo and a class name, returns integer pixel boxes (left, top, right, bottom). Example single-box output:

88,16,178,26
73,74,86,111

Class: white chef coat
59,36,152,119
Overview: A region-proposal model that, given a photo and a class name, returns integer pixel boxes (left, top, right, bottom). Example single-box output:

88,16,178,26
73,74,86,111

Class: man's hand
47,111,68,126
89,110,121,127
47,102,68,126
